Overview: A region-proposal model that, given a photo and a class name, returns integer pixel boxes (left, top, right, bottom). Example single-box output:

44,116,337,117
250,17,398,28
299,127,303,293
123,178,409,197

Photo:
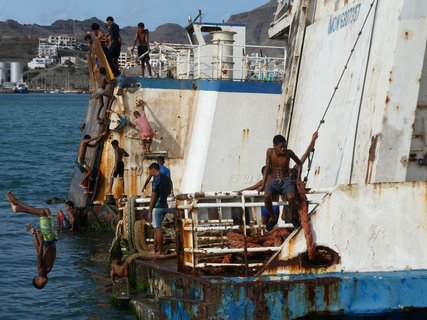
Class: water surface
0,94,134,320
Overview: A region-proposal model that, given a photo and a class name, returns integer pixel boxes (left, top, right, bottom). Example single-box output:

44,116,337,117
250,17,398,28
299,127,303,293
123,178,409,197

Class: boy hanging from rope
259,135,302,230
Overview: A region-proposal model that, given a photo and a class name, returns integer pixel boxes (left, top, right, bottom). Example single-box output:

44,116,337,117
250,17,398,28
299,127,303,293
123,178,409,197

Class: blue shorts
61,218,72,230
266,177,295,196
261,205,280,218
152,207,173,228
43,240,56,248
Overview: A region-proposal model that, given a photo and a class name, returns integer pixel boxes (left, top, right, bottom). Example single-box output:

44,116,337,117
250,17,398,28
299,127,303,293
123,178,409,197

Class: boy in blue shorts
259,135,302,229
147,162,173,257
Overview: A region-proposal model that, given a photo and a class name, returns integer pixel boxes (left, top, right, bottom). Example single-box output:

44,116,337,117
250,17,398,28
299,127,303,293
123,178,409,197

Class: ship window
200,26,222,33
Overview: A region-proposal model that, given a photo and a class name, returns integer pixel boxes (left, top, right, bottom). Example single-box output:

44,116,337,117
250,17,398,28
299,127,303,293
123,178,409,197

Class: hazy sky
0,0,270,29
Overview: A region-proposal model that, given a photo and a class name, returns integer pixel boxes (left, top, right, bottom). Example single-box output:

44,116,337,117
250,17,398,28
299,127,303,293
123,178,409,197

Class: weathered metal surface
88,78,282,202
280,0,427,189
130,257,427,319
68,96,106,207
268,181,427,275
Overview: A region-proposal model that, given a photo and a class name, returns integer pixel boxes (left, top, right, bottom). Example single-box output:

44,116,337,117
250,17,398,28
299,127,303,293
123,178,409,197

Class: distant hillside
0,17,188,46
227,0,281,47
0,1,283,59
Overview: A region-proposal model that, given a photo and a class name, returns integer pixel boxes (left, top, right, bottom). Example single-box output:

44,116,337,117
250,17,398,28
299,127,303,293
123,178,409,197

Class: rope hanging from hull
296,181,316,261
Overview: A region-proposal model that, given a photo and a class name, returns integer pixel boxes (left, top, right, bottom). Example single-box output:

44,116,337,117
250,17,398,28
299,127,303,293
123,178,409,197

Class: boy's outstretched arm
300,131,319,165
27,224,43,257
123,148,129,157
239,180,262,192
88,132,107,147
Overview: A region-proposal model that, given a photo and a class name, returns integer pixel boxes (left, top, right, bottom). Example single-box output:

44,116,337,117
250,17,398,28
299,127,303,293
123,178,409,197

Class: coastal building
47,34,76,48
38,44,58,58
28,57,55,69
60,56,85,68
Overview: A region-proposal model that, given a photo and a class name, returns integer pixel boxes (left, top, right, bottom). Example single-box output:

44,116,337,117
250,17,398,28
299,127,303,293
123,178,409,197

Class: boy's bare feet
6,191,18,213
79,184,88,190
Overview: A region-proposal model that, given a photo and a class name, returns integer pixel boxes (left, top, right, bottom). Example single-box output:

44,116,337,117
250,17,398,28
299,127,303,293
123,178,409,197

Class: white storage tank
10,61,25,83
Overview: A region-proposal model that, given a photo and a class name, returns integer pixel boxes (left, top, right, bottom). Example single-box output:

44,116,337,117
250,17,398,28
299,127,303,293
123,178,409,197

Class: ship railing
174,189,329,275
122,42,286,82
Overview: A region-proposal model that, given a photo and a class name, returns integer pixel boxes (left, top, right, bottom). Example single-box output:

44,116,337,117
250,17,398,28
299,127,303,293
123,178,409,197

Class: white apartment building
28,57,55,69
38,44,58,58
48,35,76,48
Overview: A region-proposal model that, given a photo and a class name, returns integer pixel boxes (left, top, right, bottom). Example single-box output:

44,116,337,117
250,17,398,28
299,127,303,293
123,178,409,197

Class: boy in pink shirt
132,107,155,152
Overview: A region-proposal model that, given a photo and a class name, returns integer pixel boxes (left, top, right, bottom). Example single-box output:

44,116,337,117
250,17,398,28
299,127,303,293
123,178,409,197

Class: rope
108,220,124,258
296,181,316,261
303,148,315,184
134,220,150,252
302,0,378,185
125,251,177,264
349,0,379,184
126,196,136,253
316,0,377,133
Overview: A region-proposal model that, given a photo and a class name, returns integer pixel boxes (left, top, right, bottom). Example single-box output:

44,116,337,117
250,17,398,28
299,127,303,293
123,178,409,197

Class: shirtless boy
108,140,129,196
95,67,115,121
260,135,302,228
131,22,152,77
76,132,106,193
57,200,76,231
6,192,57,289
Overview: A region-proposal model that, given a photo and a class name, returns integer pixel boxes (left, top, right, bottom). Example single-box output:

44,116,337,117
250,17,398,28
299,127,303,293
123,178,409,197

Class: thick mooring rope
134,220,150,252
297,181,316,261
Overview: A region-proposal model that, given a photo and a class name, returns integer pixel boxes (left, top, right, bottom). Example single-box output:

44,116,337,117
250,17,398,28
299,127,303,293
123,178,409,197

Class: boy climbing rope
259,135,302,230
6,192,57,289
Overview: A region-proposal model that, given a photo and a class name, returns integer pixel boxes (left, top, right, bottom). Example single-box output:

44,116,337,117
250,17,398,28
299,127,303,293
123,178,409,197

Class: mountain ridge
0,0,281,60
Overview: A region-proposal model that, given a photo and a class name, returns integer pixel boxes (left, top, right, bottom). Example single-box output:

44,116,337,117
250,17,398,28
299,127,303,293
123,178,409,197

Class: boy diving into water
6,192,57,289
